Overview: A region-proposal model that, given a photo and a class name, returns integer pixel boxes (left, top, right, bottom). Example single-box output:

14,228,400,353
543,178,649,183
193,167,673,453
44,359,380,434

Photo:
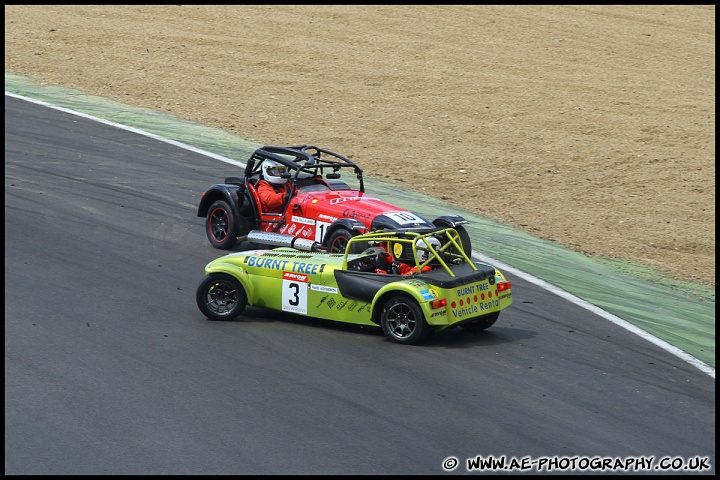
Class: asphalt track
4,90,715,474
4,74,715,374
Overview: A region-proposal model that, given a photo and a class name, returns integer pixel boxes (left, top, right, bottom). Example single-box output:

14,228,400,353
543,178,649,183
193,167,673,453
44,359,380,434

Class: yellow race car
196,227,512,344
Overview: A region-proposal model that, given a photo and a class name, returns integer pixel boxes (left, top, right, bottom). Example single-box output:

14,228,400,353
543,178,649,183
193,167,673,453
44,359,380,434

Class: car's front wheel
459,312,499,332
433,222,472,257
380,295,428,344
196,273,247,321
206,199,238,250
326,228,354,253
454,224,473,256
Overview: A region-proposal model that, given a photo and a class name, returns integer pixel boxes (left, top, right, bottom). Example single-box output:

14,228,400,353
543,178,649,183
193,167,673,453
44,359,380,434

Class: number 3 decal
282,272,308,314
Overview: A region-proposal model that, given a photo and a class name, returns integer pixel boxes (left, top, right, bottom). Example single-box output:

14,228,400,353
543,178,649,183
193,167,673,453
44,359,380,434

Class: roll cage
221,145,365,232
240,145,365,193
344,228,475,277
333,228,497,302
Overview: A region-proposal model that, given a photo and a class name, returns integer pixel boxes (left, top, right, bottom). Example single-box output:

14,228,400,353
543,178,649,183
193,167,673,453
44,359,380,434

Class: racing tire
206,199,238,250
433,222,472,257
454,224,472,256
459,312,500,332
326,228,356,254
196,273,247,321
380,295,428,345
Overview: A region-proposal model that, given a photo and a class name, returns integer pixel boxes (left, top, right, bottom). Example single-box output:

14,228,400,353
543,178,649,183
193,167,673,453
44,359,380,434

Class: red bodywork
262,186,431,242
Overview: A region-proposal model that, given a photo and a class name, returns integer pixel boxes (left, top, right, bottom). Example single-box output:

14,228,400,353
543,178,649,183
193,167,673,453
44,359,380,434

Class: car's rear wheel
206,199,238,250
459,312,500,332
196,273,247,320
380,295,428,344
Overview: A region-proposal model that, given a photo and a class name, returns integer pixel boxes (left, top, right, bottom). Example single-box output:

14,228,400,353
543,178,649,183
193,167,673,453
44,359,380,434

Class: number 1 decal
282,272,309,314
315,221,331,243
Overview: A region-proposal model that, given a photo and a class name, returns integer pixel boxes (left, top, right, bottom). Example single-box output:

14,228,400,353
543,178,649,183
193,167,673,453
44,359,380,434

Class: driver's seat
246,181,286,232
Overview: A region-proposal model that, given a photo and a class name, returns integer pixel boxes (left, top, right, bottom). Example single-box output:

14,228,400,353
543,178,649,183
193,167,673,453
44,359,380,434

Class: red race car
197,145,472,254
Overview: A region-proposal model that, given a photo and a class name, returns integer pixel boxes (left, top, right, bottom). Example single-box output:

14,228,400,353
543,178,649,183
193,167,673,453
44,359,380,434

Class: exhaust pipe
246,230,325,252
